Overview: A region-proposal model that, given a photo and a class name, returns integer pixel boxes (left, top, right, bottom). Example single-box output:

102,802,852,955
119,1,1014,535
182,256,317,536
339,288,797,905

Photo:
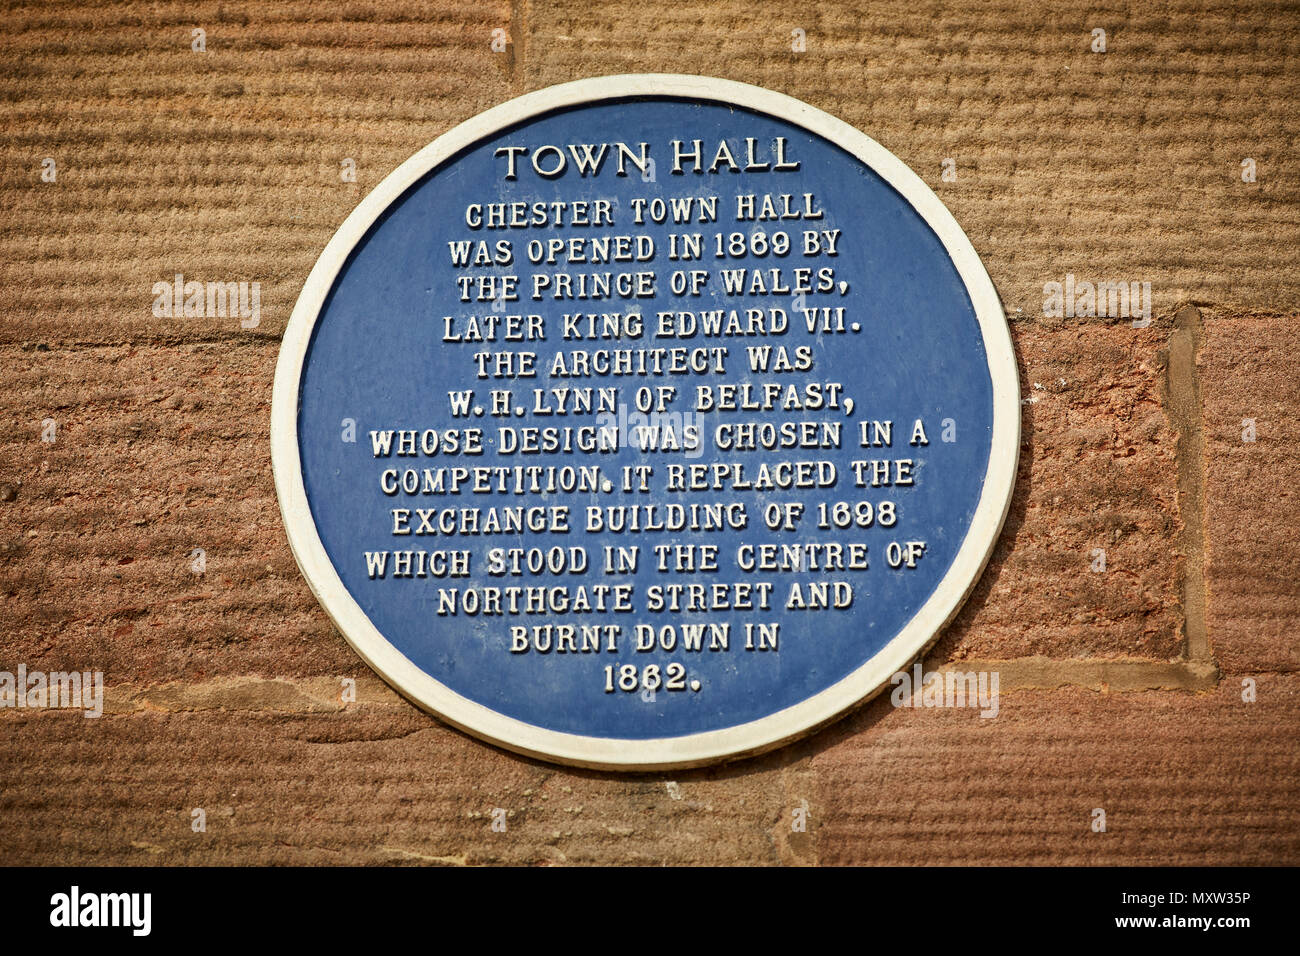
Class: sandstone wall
1,0,1296,864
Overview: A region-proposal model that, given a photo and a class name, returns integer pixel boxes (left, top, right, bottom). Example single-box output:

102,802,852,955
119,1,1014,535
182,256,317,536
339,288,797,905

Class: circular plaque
271,74,1019,769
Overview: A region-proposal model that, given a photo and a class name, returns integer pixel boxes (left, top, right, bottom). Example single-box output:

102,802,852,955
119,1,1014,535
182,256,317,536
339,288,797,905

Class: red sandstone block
0,676,1295,865
1199,312,1300,674
810,675,1300,865
0,1,515,344
0,323,1186,688
0,343,353,682
935,321,1183,663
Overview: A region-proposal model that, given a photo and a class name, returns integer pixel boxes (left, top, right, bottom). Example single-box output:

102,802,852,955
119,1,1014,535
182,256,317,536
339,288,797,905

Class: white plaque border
271,74,1020,770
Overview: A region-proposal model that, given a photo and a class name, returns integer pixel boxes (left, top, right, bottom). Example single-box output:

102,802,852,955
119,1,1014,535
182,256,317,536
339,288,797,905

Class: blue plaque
272,75,1019,769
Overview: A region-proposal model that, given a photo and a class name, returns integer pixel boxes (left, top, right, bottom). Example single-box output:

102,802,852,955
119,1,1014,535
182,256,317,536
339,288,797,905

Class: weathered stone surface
0,343,351,682
0,327,1187,685
0,676,1294,865
525,0,1300,316
1200,312,1300,675
0,2,516,344
0,0,1296,865
935,322,1185,662
811,676,1300,865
